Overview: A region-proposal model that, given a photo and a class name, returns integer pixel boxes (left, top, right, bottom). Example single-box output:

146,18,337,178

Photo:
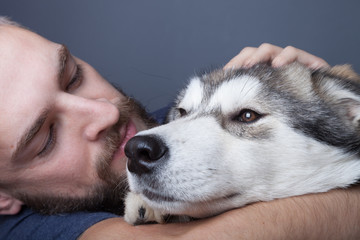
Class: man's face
0,25,154,214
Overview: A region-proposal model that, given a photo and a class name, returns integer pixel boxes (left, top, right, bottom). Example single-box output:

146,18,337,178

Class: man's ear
0,191,23,215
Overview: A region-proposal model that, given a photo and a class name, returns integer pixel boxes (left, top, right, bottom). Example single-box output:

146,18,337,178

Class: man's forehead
0,27,59,76
0,26,59,108
0,24,50,41
0,25,60,161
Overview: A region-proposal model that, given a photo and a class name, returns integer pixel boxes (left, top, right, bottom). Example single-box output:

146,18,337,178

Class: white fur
124,192,164,224
208,75,262,113
179,77,203,112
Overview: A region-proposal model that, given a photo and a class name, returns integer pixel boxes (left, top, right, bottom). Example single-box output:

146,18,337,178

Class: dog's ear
328,65,360,81
0,191,23,215
312,65,360,129
335,98,360,129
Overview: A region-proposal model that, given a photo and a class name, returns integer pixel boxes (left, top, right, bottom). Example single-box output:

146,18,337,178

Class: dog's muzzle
125,135,168,176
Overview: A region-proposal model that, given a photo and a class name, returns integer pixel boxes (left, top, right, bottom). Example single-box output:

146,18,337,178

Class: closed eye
37,124,57,157
66,64,83,91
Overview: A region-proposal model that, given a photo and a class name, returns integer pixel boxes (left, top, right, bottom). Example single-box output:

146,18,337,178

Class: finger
223,47,256,70
242,43,283,67
272,46,330,69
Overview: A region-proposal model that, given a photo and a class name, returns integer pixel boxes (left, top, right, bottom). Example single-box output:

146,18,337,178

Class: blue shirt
0,207,118,240
0,107,170,240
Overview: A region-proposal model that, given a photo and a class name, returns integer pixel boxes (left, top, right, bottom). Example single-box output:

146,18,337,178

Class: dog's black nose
125,135,168,175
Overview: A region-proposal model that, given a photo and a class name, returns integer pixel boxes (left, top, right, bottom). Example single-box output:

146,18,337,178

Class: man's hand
224,43,330,70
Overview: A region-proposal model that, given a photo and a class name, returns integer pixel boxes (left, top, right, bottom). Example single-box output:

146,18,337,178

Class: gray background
3,0,360,112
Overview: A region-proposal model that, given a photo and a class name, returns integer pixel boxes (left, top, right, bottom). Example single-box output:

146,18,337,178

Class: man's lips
112,120,137,162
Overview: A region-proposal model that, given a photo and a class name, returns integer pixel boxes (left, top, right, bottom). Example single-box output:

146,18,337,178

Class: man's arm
80,185,360,240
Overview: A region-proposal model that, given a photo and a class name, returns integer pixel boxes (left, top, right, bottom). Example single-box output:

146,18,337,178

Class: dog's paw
124,192,164,225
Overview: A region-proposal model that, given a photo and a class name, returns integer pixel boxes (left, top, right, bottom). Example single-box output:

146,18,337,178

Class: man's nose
61,96,120,141
83,98,120,141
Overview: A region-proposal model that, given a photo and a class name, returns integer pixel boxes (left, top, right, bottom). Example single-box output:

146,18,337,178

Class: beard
13,93,157,216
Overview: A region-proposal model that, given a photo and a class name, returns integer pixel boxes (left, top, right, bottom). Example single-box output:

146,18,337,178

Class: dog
123,62,360,225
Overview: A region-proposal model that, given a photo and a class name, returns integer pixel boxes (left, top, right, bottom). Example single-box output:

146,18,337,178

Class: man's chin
16,177,128,215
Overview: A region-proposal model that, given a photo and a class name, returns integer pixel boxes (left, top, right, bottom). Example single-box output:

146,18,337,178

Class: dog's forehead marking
179,77,203,111
207,75,261,113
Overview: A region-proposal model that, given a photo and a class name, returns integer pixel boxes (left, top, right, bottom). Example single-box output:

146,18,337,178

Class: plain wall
3,0,360,112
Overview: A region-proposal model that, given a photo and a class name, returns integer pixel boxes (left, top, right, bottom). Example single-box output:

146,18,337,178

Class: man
0,17,359,239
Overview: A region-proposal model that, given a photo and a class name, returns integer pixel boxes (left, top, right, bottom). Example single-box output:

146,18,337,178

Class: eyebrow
58,44,70,84
11,45,68,162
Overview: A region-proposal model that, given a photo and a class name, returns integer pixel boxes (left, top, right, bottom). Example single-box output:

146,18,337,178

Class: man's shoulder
0,207,119,240
151,104,172,124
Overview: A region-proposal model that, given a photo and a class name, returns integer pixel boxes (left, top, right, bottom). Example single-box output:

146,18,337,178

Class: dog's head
125,63,360,218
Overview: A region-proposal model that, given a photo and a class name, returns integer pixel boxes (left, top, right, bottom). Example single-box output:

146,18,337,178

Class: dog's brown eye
178,108,187,117
236,109,261,123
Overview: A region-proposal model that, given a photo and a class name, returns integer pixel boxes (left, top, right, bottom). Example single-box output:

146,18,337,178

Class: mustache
95,95,157,183
96,99,131,183
96,94,158,182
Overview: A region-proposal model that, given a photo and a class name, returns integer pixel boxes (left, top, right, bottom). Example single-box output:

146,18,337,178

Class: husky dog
123,63,360,225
